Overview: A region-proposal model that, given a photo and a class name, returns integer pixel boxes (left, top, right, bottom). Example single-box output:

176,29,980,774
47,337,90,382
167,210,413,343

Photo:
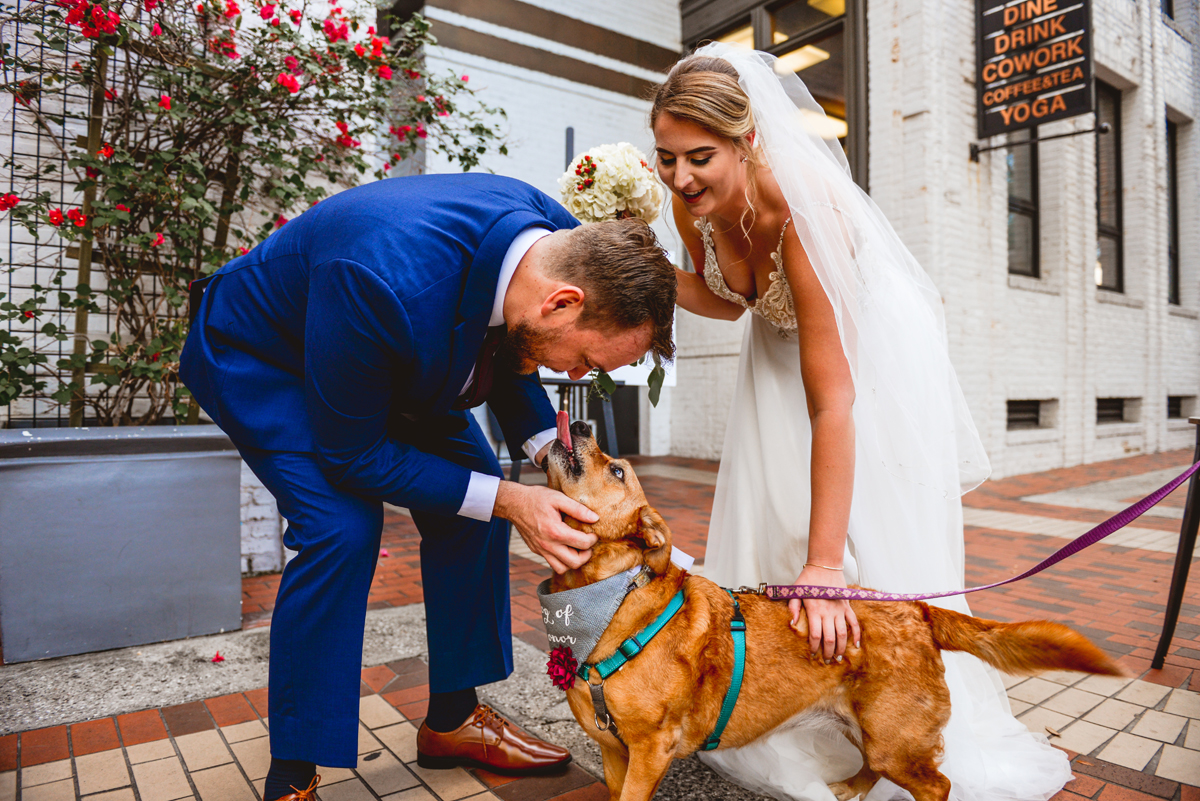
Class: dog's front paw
828,782,863,801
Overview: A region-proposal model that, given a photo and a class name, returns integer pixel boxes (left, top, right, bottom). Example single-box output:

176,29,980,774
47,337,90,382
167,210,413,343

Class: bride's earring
740,155,748,163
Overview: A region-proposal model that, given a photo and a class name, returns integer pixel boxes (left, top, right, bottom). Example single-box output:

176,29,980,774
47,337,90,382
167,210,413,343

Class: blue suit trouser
235,412,512,768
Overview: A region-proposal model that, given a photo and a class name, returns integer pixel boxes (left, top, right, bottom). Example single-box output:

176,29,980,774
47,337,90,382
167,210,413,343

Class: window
1007,400,1042,430
1168,396,1195,419
1167,120,1180,305
1163,0,1174,20
1007,129,1039,277
1095,83,1123,292
768,0,850,147
684,0,868,189
1096,397,1141,424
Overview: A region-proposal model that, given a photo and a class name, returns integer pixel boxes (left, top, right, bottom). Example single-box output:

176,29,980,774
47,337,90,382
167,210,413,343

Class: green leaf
593,370,617,398
648,364,666,407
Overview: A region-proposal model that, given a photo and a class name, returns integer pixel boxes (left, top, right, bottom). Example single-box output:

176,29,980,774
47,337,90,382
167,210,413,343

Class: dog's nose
569,421,594,440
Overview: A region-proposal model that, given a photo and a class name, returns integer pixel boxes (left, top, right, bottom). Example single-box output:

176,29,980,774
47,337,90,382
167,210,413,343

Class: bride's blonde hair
650,55,761,238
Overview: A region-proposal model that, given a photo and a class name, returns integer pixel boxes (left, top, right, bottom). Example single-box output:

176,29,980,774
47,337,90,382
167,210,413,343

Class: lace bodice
697,218,798,335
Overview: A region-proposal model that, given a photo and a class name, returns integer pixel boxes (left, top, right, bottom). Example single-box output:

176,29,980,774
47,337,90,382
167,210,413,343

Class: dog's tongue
556,410,573,452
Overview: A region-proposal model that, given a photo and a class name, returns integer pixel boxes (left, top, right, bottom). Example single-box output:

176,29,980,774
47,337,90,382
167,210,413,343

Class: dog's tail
924,605,1127,677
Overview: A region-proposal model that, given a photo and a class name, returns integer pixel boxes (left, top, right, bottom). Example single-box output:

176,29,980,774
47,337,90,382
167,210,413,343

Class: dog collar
536,567,653,664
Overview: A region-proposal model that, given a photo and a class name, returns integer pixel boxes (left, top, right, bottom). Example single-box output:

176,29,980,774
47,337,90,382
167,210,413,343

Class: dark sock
425,687,480,732
263,758,316,800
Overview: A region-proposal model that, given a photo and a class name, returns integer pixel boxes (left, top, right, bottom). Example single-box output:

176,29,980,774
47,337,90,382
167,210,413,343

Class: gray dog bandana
536,567,650,663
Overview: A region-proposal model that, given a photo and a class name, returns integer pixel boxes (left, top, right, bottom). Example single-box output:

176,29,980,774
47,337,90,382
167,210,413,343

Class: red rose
23,310,35,319
151,21,162,35
0,194,19,211
48,208,64,225
377,64,392,80
145,0,159,9
260,3,274,18
115,204,129,212
158,94,171,110
239,246,249,254
97,143,113,159
67,208,87,227
288,8,301,23
151,232,164,247
354,43,365,57
276,72,299,93
546,646,577,690
223,0,239,18
461,74,469,82
275,214,287,228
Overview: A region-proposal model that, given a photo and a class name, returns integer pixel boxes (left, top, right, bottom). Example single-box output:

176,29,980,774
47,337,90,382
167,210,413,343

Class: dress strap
776,217,792,253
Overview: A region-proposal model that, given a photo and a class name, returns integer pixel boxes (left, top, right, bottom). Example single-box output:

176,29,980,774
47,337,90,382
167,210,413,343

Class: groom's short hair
549,219,676,362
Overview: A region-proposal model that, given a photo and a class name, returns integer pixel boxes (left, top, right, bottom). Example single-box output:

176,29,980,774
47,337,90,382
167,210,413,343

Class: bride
652,43,1071,801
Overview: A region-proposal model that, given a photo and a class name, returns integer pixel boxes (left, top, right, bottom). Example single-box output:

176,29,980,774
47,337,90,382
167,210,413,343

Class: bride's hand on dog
788,566,861,662
494,481,599,574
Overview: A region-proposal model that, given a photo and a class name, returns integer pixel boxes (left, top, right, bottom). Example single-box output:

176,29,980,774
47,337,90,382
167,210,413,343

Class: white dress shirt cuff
458,472,501,521
523,428,558,464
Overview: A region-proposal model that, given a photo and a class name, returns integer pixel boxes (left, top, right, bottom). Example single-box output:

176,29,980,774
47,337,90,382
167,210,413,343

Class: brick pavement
3,449,1199,800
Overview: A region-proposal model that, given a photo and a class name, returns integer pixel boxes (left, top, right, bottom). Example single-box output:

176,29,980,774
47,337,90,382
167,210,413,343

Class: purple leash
763,460,1200,603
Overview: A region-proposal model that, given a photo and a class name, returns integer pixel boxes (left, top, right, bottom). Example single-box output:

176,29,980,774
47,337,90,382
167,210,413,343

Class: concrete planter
0,426,242,663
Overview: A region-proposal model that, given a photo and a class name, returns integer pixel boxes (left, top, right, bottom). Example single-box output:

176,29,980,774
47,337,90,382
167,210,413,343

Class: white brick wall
514,0,681,50
239,460,286,574
664,0,1200,478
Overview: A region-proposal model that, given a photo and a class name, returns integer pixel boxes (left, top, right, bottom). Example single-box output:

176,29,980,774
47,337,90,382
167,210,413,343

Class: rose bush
0,0,506,424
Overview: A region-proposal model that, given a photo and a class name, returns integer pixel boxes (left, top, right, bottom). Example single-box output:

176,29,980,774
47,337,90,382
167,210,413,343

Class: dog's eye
609,464,625,481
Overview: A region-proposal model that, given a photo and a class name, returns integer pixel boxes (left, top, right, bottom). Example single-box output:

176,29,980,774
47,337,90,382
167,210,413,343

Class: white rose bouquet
558,142,669,404
558,143,663,224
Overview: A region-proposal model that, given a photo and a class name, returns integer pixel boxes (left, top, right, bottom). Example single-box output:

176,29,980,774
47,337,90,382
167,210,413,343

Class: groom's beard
494,321,561,375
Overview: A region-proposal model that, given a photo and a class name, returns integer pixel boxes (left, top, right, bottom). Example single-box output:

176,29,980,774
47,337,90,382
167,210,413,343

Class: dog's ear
634,506,672,575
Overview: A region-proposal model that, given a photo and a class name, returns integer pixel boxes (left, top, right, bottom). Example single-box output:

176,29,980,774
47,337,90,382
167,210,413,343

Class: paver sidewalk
2,449,1198,800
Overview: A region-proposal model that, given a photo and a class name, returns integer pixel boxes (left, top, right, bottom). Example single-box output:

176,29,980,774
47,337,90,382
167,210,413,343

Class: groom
179,173,676,800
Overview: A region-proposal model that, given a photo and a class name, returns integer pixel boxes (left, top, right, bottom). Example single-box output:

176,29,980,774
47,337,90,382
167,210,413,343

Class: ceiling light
796,108,848,140
774,45,831,74
718,25,754,50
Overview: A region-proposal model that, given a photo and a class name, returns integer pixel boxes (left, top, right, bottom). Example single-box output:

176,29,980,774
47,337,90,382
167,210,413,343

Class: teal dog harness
574,585,747,750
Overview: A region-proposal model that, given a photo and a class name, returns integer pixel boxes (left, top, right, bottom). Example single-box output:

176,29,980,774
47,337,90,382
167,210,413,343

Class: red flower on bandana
546,646,577,690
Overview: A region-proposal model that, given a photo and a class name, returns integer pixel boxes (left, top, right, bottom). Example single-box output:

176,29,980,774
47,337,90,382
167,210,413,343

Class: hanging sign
976,0,1094,138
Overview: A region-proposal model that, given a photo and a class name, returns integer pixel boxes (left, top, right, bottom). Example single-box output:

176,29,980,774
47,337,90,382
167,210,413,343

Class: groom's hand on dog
494,481,598,574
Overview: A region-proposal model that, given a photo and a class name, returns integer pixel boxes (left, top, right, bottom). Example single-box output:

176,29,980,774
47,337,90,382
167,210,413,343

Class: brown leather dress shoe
270,774,320,800
416,704,572,775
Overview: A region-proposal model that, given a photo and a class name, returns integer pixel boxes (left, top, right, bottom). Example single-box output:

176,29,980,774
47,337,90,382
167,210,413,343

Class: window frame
1095,82,1124,293
1167,119,1180,306
1007,127,1040,278
682,0,869,190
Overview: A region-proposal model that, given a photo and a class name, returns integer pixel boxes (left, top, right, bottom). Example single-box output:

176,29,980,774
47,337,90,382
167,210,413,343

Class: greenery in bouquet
0,0,507,424
559,141,667,405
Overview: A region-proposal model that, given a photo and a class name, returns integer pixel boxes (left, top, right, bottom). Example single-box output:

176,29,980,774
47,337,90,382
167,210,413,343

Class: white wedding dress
685,44,1074,801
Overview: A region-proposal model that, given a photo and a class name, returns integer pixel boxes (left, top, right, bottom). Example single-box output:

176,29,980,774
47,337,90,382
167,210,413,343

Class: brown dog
543,421,1125,801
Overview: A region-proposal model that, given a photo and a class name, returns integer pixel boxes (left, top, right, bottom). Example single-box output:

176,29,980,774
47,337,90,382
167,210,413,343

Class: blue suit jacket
180,174,577,517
